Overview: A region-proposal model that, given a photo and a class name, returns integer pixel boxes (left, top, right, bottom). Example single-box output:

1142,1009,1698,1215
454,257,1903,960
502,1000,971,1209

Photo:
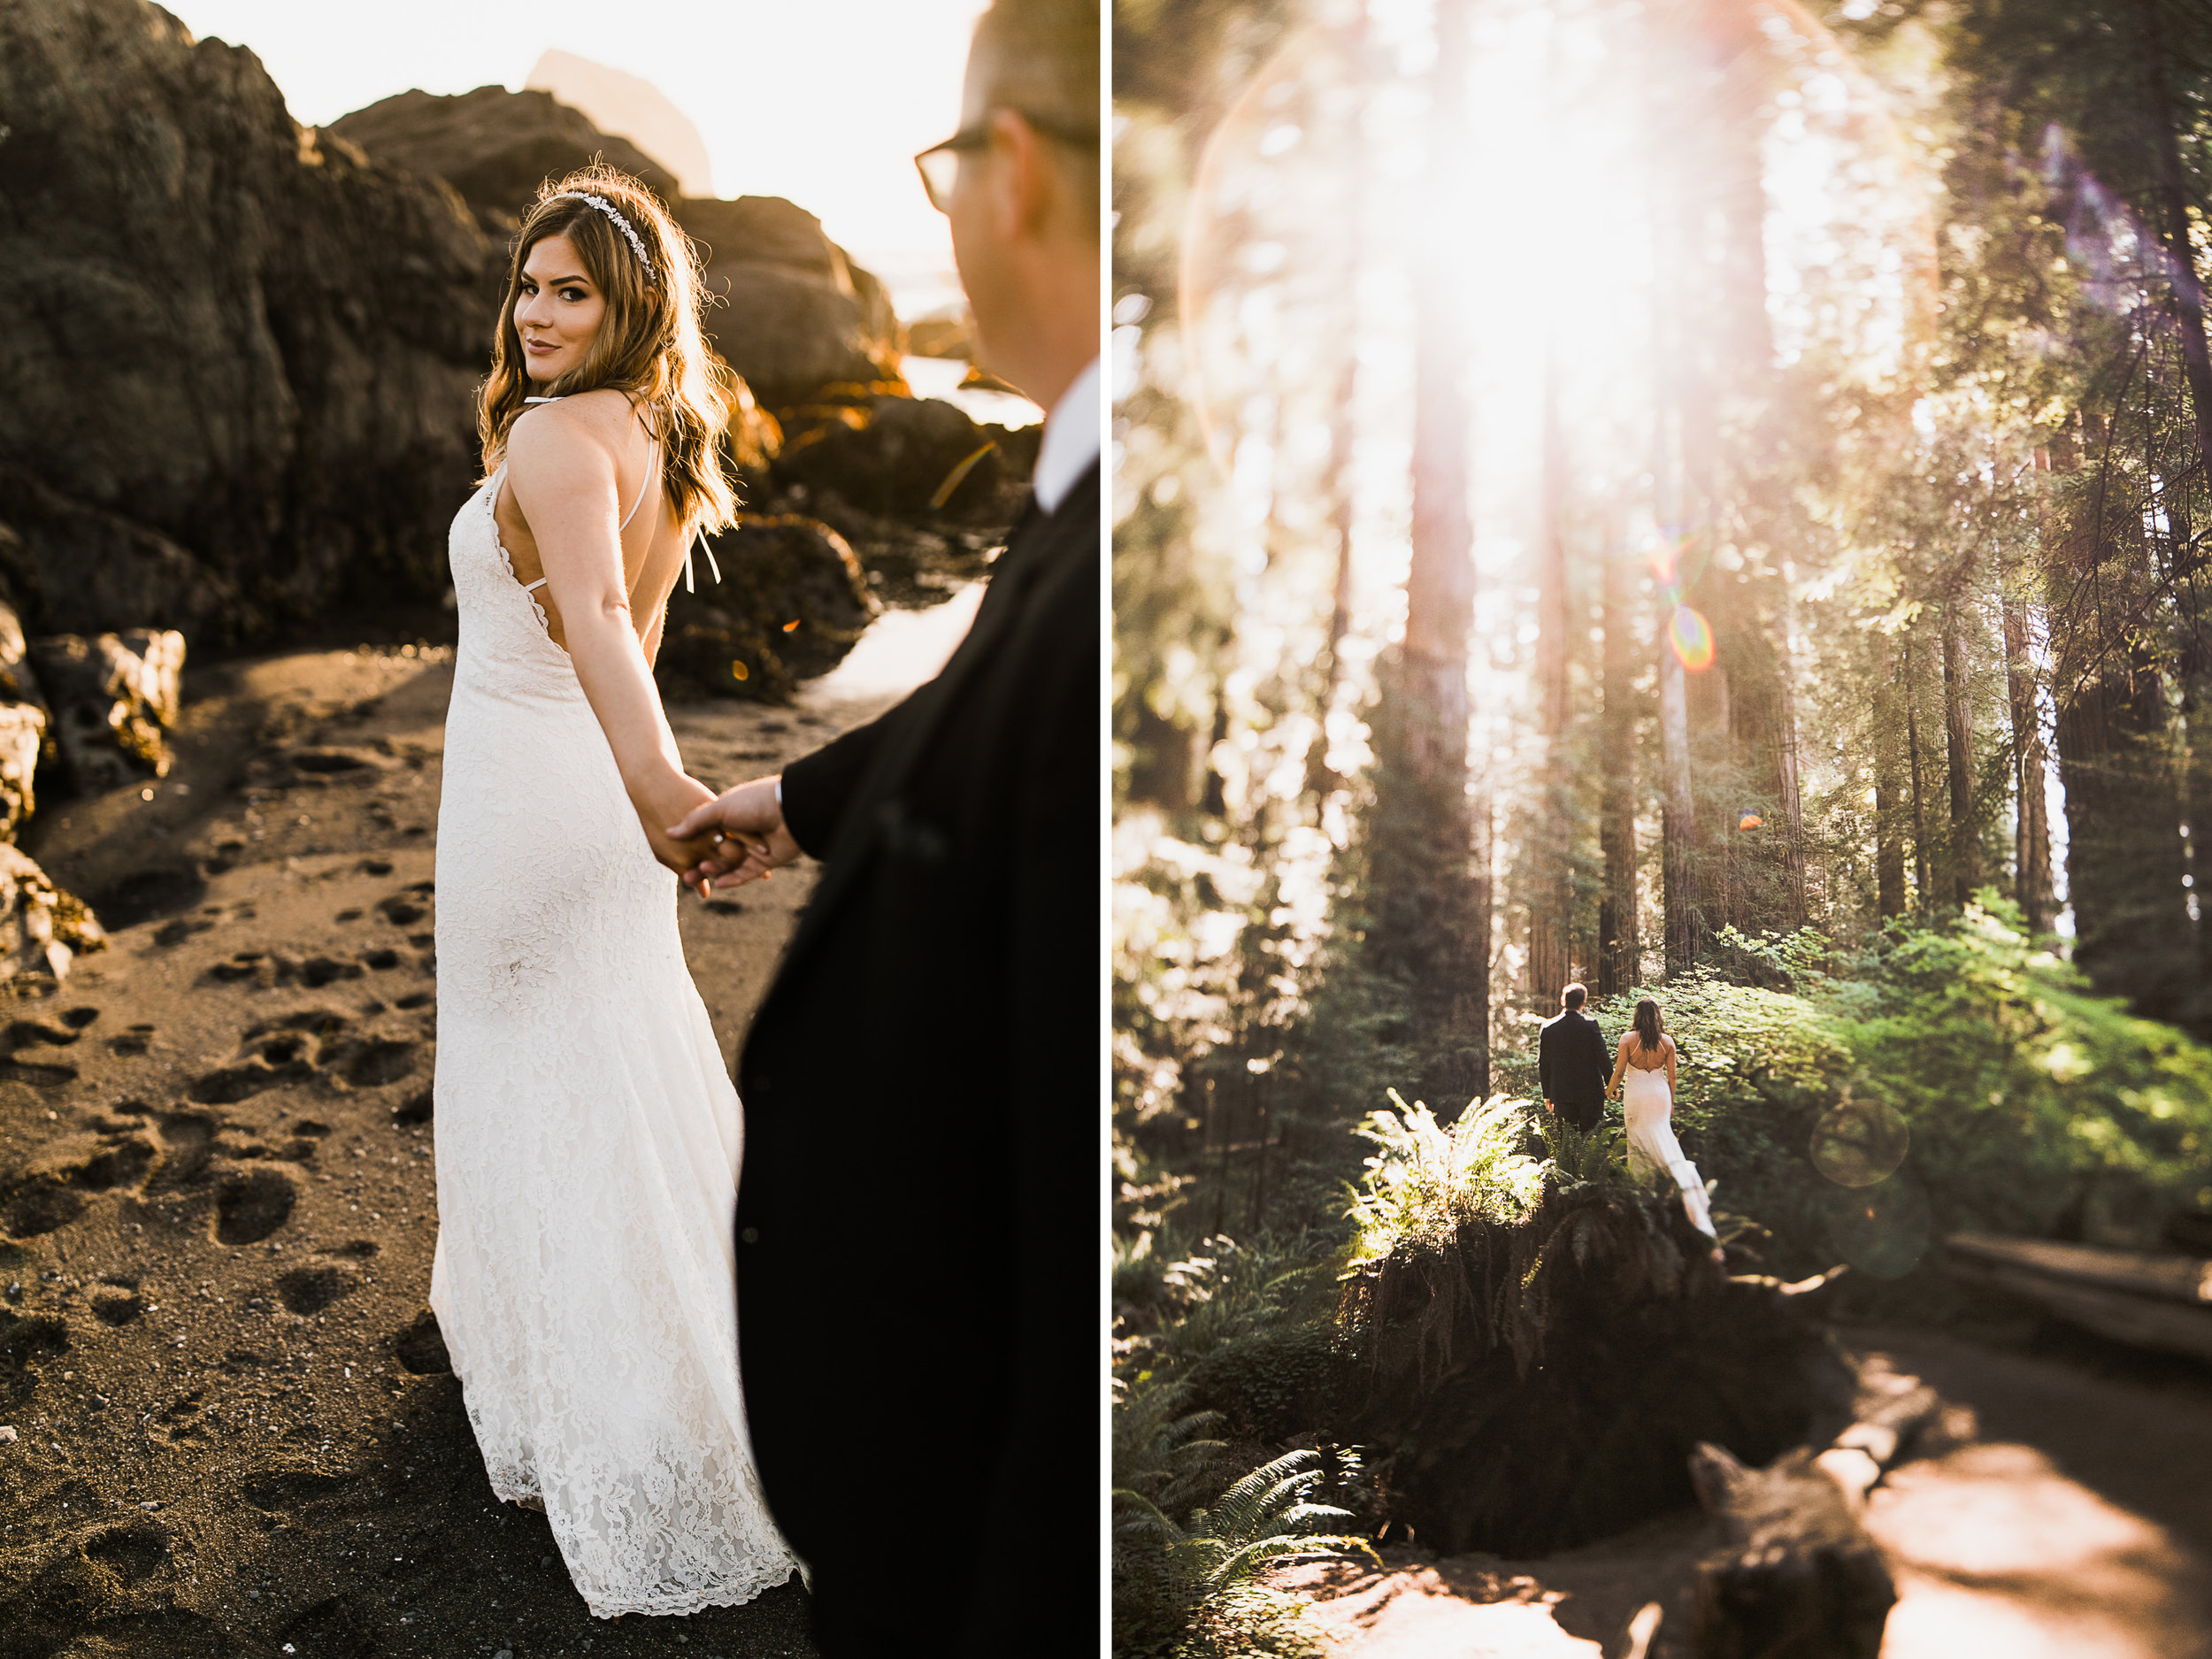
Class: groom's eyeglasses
914,110,1101,213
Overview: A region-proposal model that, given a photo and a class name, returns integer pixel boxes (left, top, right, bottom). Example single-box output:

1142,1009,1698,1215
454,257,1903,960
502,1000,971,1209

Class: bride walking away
431,165,797,1617
1607,997,1724,1260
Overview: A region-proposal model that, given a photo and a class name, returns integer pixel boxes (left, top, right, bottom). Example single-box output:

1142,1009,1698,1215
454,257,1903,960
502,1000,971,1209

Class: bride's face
513,234,606,382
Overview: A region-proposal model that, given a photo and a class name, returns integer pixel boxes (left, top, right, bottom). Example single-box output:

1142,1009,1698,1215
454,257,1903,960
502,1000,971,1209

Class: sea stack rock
327,87,905,419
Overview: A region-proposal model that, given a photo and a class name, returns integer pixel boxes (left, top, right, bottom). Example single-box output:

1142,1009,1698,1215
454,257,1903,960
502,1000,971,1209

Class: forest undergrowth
1111,899,2212,1656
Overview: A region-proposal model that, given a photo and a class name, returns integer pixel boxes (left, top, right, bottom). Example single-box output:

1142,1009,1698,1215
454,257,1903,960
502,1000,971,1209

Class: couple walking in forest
1539,984,1722,1255
426,0,1098,1651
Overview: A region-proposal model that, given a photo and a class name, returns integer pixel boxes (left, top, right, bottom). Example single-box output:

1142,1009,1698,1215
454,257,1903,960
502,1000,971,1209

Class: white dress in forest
1620,1046,1719,1241
428,454,798,1617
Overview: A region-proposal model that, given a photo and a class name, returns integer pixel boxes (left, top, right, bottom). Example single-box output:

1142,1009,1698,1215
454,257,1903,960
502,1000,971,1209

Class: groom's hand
1544,1099,1555,1115
668,776,801,891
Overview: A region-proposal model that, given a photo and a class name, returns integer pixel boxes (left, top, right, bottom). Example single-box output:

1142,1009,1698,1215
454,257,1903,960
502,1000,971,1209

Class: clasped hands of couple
638,775,792,898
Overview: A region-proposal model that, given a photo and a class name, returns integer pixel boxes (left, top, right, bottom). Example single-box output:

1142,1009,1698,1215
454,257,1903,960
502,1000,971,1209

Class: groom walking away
668,0,1099,1651
1539,982,1611,1133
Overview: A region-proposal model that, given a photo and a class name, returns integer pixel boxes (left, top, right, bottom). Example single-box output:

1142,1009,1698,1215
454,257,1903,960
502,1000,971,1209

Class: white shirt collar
1031,356,1102,515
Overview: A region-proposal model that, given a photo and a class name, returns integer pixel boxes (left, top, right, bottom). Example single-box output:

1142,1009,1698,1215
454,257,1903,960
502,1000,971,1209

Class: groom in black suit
668,2,1098,1651
1539,982,1610,1133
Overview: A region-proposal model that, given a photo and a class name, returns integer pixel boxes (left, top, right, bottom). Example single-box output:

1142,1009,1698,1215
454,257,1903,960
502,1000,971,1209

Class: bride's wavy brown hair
1632,998,1664,1056
478,163,738,535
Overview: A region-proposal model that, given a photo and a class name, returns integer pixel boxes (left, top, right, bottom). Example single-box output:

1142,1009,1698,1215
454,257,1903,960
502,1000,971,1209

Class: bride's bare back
492,387,689,660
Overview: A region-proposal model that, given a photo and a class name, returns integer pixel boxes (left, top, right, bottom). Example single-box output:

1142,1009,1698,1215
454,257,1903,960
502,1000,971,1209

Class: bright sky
158,0,986,269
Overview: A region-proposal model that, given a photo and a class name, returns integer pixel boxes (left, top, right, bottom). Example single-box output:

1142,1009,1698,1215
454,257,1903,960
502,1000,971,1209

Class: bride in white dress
429,166,797,1617
1605,997,1724,1261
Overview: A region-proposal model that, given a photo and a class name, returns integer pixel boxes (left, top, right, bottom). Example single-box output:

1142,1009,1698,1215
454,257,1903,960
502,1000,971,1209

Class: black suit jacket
1538,1008,1610,1118
733,464,1097,1647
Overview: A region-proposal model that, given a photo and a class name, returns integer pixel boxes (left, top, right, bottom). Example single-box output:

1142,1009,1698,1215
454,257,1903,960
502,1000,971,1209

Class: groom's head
1561,983,1587,1011
943,0,1100,411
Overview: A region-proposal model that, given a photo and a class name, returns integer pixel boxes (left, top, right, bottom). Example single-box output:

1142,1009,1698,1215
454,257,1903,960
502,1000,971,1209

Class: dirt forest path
1280,1323,2212,1658
0,590,978,1659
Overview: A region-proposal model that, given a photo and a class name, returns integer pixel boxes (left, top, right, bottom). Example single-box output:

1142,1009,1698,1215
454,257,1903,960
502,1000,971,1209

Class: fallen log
1941,1233,2212,1364
1684,1371,1940,1658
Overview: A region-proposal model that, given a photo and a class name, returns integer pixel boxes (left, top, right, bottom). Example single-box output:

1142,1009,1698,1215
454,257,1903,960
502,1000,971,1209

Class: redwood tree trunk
1366,0,1487,1108
1599,520,1642,994
1941,601,1978,906
1873,634,1908,919
1530,328,1572,1007
2002,585,2053,933
1906,625,1932,913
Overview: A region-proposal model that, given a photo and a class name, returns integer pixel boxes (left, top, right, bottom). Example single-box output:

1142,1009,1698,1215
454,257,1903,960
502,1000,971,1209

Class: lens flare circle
1809,1097,1910,1187
1819,1176,1931,1279
1669,606,1715,672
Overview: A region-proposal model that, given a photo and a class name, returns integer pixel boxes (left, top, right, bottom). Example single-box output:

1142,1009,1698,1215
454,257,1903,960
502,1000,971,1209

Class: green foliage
1183,1325,1342,1443
1824,898,2212,1242
1113,1444,1378,1659
1497,903,2212,1276
1344,1093,1548,1269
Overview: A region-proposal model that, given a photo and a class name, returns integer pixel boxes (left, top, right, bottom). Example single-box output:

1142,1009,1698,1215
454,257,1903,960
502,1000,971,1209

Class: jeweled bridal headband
557,192,654,277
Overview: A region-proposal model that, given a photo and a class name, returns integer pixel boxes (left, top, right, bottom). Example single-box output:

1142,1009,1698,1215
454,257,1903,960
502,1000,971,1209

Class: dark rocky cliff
0,0,495,643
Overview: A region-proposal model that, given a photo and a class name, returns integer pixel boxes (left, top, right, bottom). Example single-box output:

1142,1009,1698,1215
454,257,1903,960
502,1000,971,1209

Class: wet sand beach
0,592,979,1657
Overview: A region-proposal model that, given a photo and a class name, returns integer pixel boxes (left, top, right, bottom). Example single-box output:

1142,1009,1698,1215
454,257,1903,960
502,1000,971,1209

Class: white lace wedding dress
1620,1052,1718,1240
428,457,798,1617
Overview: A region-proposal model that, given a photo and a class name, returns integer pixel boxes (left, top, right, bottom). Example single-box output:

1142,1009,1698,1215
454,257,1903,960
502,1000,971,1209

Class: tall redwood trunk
2001,567,2054,933
1874,634,1908,918
1530,328,1572,1006
1598,515,1642,994
1905,624,1932,913
1646,1,1699,974
1941,601,1978,905
1367,0,1487,1109
2139,0,2212,483
1309,2,1368,801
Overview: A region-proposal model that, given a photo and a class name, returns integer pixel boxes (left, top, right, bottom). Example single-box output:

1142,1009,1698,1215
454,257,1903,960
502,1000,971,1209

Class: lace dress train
429,465,797,1617
1620,1067,1718,1240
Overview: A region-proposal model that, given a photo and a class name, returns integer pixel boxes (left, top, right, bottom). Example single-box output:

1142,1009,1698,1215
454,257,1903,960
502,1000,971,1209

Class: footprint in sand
84,1522,169,1582
274,1264,357,1316
150,1114,218,1190
0,1310,69,1391
242,1466,358,1513
108,1024,153,1056
214,1170,296,1246
93,1286,144,1326
392,1310,450,1376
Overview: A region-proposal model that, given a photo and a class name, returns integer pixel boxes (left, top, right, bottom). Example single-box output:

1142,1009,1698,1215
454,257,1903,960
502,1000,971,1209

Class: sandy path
1278,1325,2212,1658
0,592,975,1657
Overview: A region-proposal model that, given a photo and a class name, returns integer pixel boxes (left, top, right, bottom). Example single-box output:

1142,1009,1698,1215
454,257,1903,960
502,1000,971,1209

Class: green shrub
1183,1325,1345,1442
1114,1447,1378,1659
1494,902,2212,1277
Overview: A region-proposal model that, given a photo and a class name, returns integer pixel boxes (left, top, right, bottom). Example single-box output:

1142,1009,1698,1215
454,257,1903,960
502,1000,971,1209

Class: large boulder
0,0,495,647
775,396,1015,519
655,515,878,702
326,86,677,234
325,87,905,416
0,468,245,638
672,196,905,412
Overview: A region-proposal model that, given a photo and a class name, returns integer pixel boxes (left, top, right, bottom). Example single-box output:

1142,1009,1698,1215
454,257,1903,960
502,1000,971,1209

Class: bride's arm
1606,1035,1628,1098
1664,1037,1677,1094
505,409,716,885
